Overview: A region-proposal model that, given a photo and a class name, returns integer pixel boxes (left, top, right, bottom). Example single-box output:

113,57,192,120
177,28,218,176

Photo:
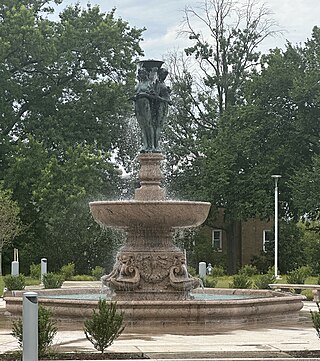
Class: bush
287,266,312,284
71,274,95,281
318,275,320,285
91,266,105,281
211,265,225,277
30,263,41,280
203,275,217,288
84,300,125,353
3,274,25,291
43,272,64,289
187,266,198,277
310,302,320,339
254,270,276,289
60,262,75,280
239,264,258,277
11,305,57,356
230,273,252,289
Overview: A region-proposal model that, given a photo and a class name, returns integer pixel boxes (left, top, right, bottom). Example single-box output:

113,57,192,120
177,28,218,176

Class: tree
0,184,24,275
164,0,279,206
0,0,144,273
181,0,278,114
84,300,124,354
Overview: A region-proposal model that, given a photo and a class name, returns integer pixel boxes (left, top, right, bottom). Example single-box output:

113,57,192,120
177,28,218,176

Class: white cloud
54,0,320,58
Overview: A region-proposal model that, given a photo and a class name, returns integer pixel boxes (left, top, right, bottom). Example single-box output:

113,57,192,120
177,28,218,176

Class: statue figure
133,60,172,152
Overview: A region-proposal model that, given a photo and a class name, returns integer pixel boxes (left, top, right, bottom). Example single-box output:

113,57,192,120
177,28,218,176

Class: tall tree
0,0,144,273
0,184,24,275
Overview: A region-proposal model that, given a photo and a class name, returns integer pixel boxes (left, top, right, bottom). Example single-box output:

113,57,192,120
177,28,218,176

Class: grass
0,276,4,296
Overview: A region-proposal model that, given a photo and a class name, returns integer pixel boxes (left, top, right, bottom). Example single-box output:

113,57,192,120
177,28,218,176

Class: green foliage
239,265,258,277
11,305,57,356
91,266,105,281
279,221,307,273
229,273,252,289
0,183,24,275
0,0,143,274
0,276,4,296
286,266,312,284
254,269,276,289
60,262,75,281
203,275,217,288
30,263,41,280
84,300,125,353
71,274,95,281
3,274,25,291
310,302,320,339
43,272,64,289
251,251,273,274
211,265,225,277
187,265,198,277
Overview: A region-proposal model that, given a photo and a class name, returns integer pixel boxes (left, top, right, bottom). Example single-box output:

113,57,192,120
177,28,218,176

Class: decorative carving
169,255,201,291
102,251,200,294
102,254,140,291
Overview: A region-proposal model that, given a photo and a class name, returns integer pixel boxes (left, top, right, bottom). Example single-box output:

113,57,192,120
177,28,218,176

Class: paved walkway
1,283,320,360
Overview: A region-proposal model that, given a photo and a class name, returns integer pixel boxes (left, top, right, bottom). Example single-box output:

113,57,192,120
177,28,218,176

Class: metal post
11,248,19,276
41,258,47,285
272,175,281,279
23,292,38,361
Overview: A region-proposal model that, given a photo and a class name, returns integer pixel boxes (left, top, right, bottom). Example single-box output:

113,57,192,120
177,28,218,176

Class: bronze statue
133,60,172,152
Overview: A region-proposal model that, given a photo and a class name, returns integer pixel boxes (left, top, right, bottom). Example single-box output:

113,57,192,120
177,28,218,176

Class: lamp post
271,175,281,279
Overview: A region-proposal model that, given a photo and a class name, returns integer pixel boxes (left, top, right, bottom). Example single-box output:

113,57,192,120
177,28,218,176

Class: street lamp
271,175,281,279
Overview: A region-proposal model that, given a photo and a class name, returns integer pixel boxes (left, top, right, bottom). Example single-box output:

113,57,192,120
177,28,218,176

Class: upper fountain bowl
89,200,211,229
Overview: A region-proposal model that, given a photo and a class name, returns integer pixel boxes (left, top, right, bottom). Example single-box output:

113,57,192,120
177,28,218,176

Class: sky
55,0,320,59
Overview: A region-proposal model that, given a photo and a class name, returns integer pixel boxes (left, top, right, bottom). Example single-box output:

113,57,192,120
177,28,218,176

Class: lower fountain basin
4,287,305,329
89,200,211,229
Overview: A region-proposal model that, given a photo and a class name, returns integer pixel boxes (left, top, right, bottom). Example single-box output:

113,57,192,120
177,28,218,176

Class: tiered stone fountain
4,60,305,328
89,60,210,301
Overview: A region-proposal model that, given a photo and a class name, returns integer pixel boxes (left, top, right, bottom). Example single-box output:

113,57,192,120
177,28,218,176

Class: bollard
11,261,19,276
199,261,206,279
11,248,19,276
41,258,47,285
23,292,38,361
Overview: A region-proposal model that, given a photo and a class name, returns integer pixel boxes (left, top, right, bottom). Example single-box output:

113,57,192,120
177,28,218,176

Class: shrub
287,266,312,284
310,302,320,339
11,305,57,356
84,300,125,353
211,265,225,277
91,266,105,281
230,273,252,289
43,272,64,289
318,275,320,285
60,262,75,280
255,271,276,289
72,274,95,281
187,266,198,277
239,264,258,277
3,274,25,291
203,275,217,288
30,263,41,280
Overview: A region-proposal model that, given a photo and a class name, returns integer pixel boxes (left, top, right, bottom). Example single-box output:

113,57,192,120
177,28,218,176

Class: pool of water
40,293,260,301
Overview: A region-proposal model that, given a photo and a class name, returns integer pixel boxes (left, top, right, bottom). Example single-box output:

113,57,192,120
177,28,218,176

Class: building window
212,229,222,251
263,230,273,252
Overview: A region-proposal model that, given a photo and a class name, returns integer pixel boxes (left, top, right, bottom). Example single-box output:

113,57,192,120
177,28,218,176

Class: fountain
4,60,305,328
90,59,210,301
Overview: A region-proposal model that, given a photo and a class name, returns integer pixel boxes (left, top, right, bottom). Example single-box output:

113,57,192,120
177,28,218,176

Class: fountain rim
89,200,211,206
